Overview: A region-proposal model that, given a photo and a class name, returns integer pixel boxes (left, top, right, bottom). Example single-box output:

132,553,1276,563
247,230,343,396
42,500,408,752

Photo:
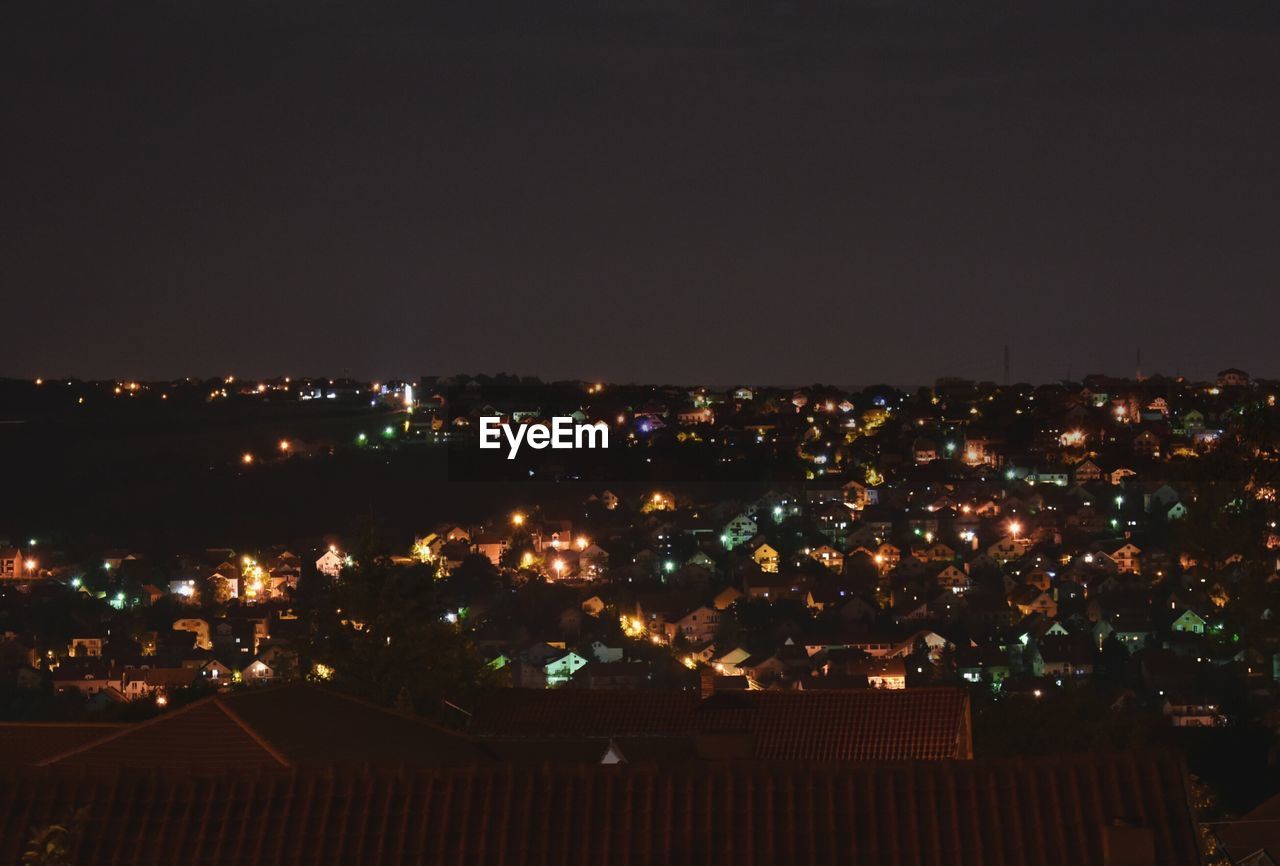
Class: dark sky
3,0,1279,386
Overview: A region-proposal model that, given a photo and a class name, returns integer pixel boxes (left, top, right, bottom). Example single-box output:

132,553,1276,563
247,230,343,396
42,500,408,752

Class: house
722,514,758,550
545,652,588,686
712,586,744,610
243,658,276,683
1132,429,1162,458
1163,695,1224,727
934,564,971,593
957,646,1010,685
121,666,198,701
913,437,938,464
712,647,753,677
69,636,104,658
1111,543,1142,574
1032,637,1094,679
173,618,213,650
579,544,610,578
1008,586,1058,619
809,545,844,573
987,536,1026,564
1171,608,1207,635
675,606,721,644
752,543,780,574
473,532,508,566
51,662,122,697
743,571,799,601
873,543,900,573
1095,610,1153,649
0,548,25,580
1073,459,1103,484
833,656,907,690
315,547,345,578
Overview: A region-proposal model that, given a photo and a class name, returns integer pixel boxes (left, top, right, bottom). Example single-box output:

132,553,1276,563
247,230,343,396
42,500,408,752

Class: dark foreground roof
0,753,1202,866
16,683,488,771
470,687,973,760
0,722,125,767
1213,790,1280,864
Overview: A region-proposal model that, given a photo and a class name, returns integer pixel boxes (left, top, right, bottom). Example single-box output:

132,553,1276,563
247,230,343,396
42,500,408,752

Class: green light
382,425,395,438
356,432,368,444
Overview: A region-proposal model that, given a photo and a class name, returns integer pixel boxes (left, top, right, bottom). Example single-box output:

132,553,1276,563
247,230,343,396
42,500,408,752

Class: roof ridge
0,721,127,729
212,698,292,768
34,694,221,766
307,683,473,737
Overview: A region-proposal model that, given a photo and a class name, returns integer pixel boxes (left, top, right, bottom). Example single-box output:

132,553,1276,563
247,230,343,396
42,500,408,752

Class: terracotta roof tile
37,699,289,771
30,684,489,772
470,687,972,760
0,723,125,767
0,753,1203,866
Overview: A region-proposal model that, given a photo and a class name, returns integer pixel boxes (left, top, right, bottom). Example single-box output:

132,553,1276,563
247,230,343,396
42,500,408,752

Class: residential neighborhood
4,368,1280,863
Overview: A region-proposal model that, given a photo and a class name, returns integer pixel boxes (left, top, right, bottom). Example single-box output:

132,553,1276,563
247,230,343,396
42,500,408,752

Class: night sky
3,0,1279,386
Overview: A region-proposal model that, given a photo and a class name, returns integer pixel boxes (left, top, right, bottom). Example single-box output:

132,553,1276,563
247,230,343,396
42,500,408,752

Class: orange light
279,439,291,453
241,452,254,465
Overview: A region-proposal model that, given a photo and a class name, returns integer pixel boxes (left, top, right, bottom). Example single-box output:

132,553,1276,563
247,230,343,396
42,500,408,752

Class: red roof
37,699,289,771
0,752,1202,866
30,683,488,771
470,687,972,760
0,723,125,767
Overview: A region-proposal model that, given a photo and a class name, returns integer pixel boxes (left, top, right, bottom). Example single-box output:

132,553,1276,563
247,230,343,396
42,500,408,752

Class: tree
301,530,499,722
21,807,88,866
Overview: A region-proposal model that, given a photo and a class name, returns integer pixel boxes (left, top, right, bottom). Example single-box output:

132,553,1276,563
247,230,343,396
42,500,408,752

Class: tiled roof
470,687,972,760
219,682,489,766
37,699,289,772
32,683,489,771
0,752,1202,866
0,723,125,767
